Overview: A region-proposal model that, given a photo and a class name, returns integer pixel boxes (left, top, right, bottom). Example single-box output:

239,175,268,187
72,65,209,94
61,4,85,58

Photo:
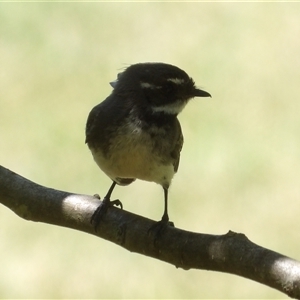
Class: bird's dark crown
110,62,211,115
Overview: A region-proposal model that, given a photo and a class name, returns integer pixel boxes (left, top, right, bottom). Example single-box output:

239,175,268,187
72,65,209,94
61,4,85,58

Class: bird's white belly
91,130,175,188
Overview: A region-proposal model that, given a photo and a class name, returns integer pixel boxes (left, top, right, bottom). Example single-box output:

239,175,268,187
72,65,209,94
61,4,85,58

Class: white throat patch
151,100,187,115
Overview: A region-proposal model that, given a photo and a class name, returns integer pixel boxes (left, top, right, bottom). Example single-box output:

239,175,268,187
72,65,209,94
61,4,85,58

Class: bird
85,62,211,231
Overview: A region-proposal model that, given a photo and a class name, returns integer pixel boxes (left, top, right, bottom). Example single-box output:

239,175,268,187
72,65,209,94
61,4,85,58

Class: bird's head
110,62,211,115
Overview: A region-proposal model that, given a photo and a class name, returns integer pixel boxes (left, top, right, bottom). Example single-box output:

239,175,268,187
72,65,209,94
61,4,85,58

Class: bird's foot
148,216,174,241
91,196,123,232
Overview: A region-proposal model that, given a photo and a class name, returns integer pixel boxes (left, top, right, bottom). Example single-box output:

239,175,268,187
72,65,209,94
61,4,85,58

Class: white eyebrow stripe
167,78,185,84
140,82,162,89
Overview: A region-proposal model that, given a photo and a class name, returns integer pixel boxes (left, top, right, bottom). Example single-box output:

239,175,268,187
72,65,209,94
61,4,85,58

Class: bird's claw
110,199,123,210
91,197,123,232
148,219,174,242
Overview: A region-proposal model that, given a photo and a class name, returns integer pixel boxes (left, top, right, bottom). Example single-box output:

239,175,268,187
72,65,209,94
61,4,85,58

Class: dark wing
170,119,183,173
85,104,100,145
85,97,115,152
85,94,131,152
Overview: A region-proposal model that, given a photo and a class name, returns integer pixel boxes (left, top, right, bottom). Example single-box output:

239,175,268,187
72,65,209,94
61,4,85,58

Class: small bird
85,62,211,231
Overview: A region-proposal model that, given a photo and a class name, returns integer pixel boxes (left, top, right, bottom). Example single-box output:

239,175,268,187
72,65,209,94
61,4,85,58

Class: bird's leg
91,181,123,231
102,181,123,208
148,187,174,238
161,187,169,223
161,187,174,227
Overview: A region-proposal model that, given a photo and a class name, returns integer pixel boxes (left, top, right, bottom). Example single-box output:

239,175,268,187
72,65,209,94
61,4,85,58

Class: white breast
91,120,175,189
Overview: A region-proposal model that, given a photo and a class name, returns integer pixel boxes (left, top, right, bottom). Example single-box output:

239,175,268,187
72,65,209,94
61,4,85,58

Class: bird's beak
110,79,118,88
194,88,211,98
110,72,123,88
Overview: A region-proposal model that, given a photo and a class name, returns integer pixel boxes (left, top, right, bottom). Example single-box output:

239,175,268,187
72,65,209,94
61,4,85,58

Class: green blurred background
1,2,300,298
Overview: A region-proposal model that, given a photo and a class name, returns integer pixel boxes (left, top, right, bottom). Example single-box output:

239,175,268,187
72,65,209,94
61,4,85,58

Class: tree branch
1,165,299,298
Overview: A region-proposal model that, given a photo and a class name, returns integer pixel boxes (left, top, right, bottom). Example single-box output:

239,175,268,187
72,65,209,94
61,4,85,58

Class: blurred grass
1,2,300,299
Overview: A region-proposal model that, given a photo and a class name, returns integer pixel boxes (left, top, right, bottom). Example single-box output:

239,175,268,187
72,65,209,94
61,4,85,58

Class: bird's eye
163,81,176,94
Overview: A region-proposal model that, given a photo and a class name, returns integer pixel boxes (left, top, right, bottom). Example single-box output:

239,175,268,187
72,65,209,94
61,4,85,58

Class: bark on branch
0,165,299,298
